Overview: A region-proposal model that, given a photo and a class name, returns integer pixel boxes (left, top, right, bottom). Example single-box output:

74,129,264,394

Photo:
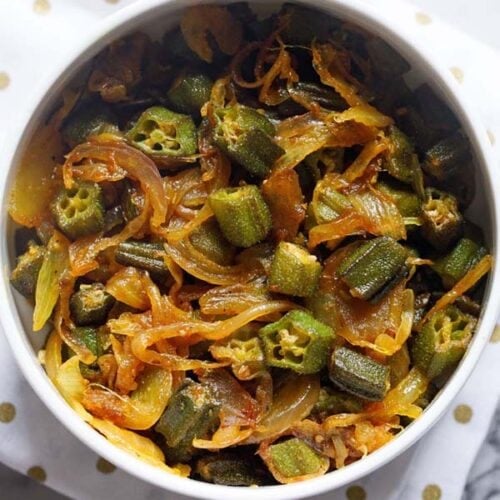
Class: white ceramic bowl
1,1,499,498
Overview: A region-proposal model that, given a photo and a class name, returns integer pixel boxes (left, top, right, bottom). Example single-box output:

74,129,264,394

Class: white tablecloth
0,1,499,499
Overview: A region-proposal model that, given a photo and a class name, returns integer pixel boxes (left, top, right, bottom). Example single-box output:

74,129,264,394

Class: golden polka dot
33,0,51,14
0,402,16,423
415,12,432,25
0,72,10,90
346,485,367,500
105,0,120,3
27,466,47,482
422,484,441,500
487,130,496,146
490,325,500,342
450,67,464,84
96,457,116,474
454,404,473,424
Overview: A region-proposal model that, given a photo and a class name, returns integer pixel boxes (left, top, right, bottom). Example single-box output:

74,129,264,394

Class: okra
208,185,272,248
259,310,334,374
306,181,351,230
167,71,213,115
336,237,409,302
313,386,363,416
61,100,117,149
210,327,266,380
155,381,220,462
432,238,487,289
383,126,419,184
213,104,284,178
377,180,421,219
10,241,45,298
72,326,103,358
329,346,390,401
279,82,346,116
421,188,463,250
115,240,170,277
126,106,197,158
366,38,410,80
189,219,236,265
411,305,476,379
51,182,105,240
70,283,115,326
196,452,268,486
268,242,322,297
264,438,329,482
423,131,471,181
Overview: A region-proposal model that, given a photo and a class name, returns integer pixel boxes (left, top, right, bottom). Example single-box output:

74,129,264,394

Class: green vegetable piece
411,305,476,379
126,106,197,158
61,101,117,149
329,346,390,401
313,387,363,416
337,237,408,302
196,452,268,486
70,283,115,326
307,181,351,228
377,180,421,219
115,240,169,277
10,241,45,298
214,104,284,177
167,71,213,115
432,238,487,289
266,438,329,481
51,182,105,240
72,326,103,358
280,4,338,44
208,185,272,248
189,219,236,265
269,242,322,297
383,126,419,184
155,381,219,462
366,38,410,80
121,181,144,222
421,188,463,250
423,131,471,181
279,83,347,116
259,310,334,374
210,327,266,380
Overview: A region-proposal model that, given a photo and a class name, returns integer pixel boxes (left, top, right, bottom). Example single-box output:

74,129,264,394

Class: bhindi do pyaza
8,3,492,486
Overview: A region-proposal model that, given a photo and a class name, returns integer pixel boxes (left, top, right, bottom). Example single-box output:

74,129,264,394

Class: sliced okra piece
268,242,321,297
61,100,118,149
213,104,284,178
329,346,390,401
421,188,463,250
377,180,421,219
51,181,105,240
10,241,45,298
70,283,115,326
209,327,266,380
167,71,213,115
259,310,334,374
115,240,170,277
411,305,476,379
306,181,351,230
336,237,409,302
155,381,220,463
72,326,104,358
383,126,420,184
422,131,471,181
196,452,268,486
189,219,236,266
312,386,363,416
366,38,411,80
208,185,272,248
126,106,197,158
432,238,487,289
262,438,330,483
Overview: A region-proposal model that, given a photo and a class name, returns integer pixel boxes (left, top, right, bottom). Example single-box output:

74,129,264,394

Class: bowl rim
0,0,499,499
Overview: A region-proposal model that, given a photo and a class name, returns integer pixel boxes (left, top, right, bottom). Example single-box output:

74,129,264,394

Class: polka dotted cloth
1,1,500,499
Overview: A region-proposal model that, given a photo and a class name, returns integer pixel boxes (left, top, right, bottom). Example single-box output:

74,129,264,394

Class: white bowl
0,1,499,499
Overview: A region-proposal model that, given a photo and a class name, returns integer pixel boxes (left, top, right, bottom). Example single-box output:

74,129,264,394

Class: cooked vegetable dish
8,3,492,486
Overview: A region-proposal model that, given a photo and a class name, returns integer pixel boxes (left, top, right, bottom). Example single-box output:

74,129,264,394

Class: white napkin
0,1,499,499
